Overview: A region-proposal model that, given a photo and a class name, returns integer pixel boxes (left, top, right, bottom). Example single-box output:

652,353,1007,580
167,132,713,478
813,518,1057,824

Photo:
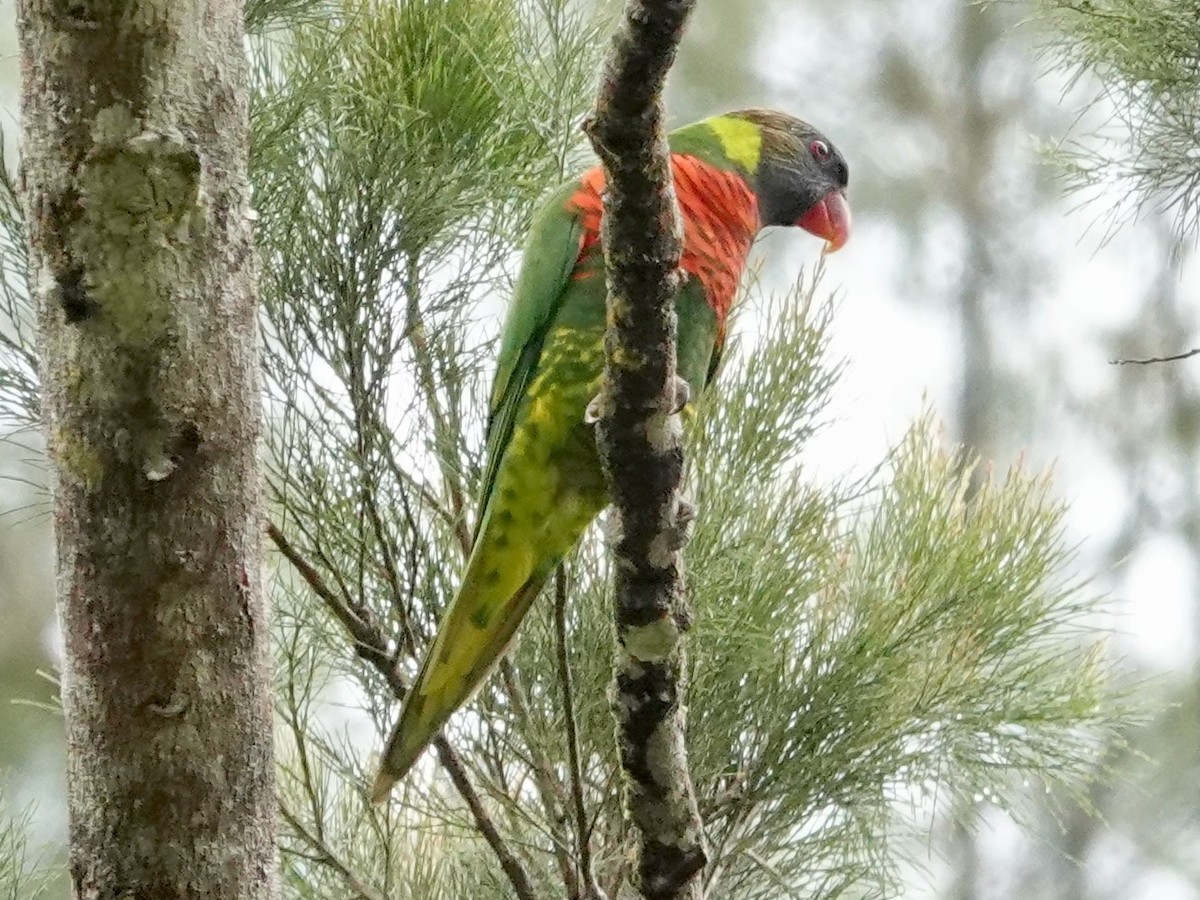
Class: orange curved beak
797,189,851,254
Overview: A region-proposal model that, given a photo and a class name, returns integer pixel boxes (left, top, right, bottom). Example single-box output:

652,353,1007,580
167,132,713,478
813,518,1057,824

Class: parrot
372,108,850,801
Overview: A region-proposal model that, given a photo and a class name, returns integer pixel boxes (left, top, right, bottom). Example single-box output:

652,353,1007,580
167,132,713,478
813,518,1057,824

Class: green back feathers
480,184,584,535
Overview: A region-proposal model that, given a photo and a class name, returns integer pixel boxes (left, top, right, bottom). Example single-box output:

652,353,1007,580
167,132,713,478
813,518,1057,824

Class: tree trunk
16,1,276,897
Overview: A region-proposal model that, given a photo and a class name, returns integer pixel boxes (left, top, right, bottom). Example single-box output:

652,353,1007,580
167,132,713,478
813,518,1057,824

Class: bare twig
425,737,540,900
267,522,540,900
1110,347,1200,365
269,523,391,669
403,251,472,552
555,566,606,900
282,621,327,842
280,801,389,900
361,480,421,657
498,657,581,898
582,1,706,897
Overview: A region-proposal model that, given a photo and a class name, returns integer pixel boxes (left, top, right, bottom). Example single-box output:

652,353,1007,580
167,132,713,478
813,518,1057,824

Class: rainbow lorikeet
372,109,850,801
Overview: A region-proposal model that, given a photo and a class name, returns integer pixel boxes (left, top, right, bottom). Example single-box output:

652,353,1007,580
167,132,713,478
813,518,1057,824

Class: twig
499,657,581,898
1110,347,1200,365
426,736,541,900
282,621,326,843
583,1,706,897
267,522,540,900
280,801,389,900
403,251,473,553
555,565,606,900
361,481,420,656
268,522,390,670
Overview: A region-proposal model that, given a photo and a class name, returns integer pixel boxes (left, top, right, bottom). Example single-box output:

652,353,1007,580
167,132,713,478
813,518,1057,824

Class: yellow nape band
707,116,762,173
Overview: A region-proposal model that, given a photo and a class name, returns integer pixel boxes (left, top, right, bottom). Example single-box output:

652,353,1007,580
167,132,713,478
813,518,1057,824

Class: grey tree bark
16,1,277,897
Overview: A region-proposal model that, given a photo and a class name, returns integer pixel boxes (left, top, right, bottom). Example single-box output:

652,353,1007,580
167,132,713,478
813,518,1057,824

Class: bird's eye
810,139,831,162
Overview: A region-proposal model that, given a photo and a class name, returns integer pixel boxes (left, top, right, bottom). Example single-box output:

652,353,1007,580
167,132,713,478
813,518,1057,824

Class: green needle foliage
1034,0,1200,238
0,788,51,900
0,0,1129,897
501,276,1121,899
0,137,36,432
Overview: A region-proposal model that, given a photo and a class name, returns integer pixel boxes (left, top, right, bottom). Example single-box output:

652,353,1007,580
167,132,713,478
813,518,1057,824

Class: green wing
478,183,584,525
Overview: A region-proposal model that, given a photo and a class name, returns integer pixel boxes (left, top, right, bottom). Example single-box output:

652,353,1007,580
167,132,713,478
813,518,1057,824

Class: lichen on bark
583,1,706,898
17,0,277,896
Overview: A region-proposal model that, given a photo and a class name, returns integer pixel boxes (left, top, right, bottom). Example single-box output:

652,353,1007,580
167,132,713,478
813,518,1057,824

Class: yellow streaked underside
378,325,609,790
455,322,608,637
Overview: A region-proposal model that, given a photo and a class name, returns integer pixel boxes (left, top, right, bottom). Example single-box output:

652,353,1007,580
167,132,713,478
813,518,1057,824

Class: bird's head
700,109,851,252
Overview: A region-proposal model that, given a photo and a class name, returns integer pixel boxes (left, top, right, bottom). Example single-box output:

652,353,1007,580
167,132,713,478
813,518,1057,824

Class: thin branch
582,1,706,897
269,522,391,669
267,522,540,900
499,658,581,899
283,621,327,842
361,479,420,656
1110,347,1200,365
555,565,606,900
380,438,463,534
425,737,541,900
403,250,472,553
280,801,389,900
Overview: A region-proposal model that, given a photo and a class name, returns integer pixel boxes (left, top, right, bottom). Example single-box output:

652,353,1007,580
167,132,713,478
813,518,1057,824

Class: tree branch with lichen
582,1,705,898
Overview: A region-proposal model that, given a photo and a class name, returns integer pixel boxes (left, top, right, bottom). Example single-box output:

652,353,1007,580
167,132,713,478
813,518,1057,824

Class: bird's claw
584,392,612,424
586,377,688,424
671,375,692,415
668,494,697,550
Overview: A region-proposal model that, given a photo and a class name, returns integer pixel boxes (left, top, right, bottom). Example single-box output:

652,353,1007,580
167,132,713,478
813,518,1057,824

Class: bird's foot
584,391,613,425
671,375,691,415
586,377,689,423
668,493,697,551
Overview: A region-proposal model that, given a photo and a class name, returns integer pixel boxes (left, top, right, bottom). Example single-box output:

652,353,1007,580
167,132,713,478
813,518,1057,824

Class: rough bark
582,2,705,898
17,1,276,897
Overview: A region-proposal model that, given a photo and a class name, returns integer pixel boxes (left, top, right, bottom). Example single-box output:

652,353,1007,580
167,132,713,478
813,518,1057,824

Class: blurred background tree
1,0,1196,897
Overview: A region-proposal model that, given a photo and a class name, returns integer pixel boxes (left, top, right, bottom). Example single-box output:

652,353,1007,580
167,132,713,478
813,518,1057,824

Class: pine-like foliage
0,1,1129,897
1035,0,1200,238
497,279,1119,899
0,787,52,900
0,138,35,432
